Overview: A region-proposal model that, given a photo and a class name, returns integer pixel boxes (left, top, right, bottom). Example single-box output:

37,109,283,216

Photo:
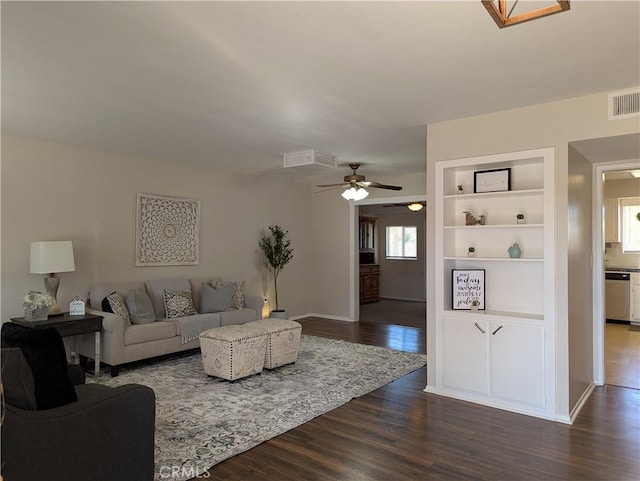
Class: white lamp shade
30,241,76,274
341,187,369,201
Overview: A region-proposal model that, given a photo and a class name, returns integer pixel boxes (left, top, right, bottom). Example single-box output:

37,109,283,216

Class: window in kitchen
620,197,640,253
386,225,417,259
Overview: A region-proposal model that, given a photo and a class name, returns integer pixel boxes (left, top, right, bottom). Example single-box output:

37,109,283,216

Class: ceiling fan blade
366,181,403,191
314,185,347,194
316,183,347,188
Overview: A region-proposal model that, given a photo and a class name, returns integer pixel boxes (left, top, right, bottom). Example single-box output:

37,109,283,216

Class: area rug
91,335,426,481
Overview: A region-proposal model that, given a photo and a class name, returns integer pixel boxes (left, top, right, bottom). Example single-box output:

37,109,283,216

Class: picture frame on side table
474,167,511,193
452,269,485,310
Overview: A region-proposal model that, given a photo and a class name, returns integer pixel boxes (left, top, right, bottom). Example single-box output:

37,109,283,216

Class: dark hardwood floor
196,317,639,481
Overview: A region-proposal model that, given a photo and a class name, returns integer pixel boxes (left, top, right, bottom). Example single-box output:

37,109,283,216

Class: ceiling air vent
608,88,640,120
283,150,337,170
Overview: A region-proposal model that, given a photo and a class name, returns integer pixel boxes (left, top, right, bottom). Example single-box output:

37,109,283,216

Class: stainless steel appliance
605,272,631,322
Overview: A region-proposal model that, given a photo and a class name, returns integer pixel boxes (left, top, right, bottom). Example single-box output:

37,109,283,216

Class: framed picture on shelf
474,168,511,193
452,269,485,310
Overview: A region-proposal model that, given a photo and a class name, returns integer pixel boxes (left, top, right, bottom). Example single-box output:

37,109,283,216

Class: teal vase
508,243,521,258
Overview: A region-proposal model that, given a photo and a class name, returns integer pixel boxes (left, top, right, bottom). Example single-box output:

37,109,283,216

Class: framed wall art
474,167,511,193
136,193,201,266
452,269,485,310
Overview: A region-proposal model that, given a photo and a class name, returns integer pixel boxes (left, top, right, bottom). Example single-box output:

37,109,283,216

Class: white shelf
444,256,543,262
443,308,544,322
444,224,543,230
444,188,544,200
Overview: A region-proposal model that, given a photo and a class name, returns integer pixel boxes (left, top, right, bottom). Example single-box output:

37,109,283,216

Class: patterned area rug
91,335,427,481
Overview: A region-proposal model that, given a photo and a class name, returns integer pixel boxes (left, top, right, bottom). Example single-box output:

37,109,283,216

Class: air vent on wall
608,88,640,120
283,150,337,170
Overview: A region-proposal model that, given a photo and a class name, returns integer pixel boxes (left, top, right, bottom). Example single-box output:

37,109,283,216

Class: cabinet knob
492,325,504,335
474,322,486,334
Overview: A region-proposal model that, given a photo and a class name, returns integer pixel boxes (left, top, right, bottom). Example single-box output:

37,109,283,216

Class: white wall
1,135,313,320
567,146,595,409
426,90,640,419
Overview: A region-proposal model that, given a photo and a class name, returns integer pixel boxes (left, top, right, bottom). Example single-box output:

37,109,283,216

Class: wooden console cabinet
359,264,380,303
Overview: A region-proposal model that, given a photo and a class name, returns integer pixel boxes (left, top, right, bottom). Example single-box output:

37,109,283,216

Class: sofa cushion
219,308,258,326
101,296,114,313
107,292,131,326
164,289,196,318
145,279,191,319
126,287,156,324
1,324,77,410
0,347,37,410
200,282,234,313
124,321,177,345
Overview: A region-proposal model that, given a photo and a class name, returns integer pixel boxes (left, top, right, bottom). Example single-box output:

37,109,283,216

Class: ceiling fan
316,163,402,200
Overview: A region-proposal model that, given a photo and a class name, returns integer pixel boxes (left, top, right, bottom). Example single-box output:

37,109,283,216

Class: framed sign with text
452,269,485,310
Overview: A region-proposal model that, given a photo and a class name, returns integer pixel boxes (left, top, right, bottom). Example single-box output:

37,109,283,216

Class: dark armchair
1,325,156,481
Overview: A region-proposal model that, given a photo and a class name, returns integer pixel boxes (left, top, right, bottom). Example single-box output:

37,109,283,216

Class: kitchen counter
605,267,640,273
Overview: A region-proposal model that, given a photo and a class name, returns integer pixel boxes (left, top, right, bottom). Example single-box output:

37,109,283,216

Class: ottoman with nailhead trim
243,318,302,369
199,325,268,381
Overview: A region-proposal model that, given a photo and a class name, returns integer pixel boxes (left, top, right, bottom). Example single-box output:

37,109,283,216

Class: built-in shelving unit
430,147,557,420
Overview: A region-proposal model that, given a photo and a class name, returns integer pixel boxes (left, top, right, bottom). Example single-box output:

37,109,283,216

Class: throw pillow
0,347,38,410
101,296,114,313
200,282,234,313
164,289,196,319
208,280,246,309
125,287,156,325
229,280,246,309
1,323,77,410
107,291,131,326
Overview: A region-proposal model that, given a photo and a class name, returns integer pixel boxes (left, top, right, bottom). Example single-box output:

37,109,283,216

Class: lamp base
44,274,62,315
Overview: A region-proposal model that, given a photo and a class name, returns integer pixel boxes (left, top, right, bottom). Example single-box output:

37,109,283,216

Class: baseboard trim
568,382,596,425
292,313,356,323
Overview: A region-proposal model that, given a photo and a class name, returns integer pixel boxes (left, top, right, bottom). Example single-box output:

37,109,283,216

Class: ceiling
2,1,639,183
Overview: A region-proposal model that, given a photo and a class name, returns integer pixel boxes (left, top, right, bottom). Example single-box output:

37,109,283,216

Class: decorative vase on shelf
457,185,464,195
516,213,525,224
508,243,521,258
467,247,476,257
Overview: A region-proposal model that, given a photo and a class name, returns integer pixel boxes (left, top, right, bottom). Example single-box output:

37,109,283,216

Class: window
620,197,640,253
386,226,417,259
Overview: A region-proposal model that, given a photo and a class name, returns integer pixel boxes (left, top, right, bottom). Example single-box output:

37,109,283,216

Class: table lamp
30,241,76,315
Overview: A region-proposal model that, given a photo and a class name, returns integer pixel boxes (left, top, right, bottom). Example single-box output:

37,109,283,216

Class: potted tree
258,225,294,319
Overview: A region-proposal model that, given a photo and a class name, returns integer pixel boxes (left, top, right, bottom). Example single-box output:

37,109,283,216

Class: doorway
594,161,640,390
350,195,427,328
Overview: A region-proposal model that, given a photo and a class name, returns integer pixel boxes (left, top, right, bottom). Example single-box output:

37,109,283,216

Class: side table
10,313,104,376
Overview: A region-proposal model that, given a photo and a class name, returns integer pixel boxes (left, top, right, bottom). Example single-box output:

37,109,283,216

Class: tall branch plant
258,225,294,311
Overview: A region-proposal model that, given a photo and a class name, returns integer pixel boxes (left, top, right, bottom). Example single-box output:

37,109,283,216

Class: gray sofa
78,278,263,376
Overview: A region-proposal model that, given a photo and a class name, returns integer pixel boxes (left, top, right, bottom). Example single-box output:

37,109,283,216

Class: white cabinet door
604,198,620,242
631,273,640,323
443,317,488,395
490,322,545,407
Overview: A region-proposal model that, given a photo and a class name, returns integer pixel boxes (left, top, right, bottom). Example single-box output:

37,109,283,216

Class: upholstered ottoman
199,325,268,381
244,319,302,369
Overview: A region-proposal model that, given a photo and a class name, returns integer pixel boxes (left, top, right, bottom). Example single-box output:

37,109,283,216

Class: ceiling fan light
407,202,424,212
341,187,369,201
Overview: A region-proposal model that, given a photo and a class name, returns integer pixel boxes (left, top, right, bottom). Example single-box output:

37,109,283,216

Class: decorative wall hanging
136,193,200,266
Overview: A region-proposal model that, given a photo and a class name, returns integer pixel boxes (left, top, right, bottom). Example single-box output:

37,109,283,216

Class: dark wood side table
10,313,104,376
